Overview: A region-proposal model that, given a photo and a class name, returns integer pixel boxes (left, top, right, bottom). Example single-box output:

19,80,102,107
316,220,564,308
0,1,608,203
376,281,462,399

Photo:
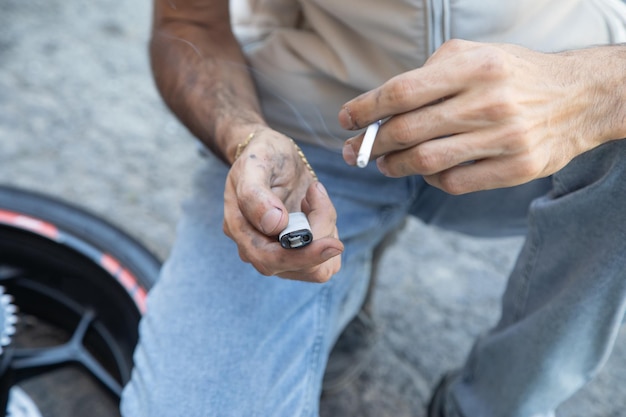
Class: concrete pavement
0,1,623,416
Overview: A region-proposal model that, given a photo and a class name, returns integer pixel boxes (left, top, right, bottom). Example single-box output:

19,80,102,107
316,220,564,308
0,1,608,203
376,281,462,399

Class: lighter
279,212,313,249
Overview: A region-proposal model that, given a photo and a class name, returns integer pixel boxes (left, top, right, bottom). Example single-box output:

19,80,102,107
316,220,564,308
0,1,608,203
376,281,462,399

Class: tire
0,185,160,417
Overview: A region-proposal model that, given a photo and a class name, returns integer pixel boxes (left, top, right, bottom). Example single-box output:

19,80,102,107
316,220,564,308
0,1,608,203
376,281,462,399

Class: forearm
150,3,266,164
560,44,626,145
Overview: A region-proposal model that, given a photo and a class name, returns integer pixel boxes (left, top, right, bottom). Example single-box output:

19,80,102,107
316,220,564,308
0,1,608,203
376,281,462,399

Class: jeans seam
300,283,332,417
513,222,540,322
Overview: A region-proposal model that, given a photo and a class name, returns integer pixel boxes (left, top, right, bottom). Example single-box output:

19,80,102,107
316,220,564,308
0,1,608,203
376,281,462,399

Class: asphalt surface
0,1,623,416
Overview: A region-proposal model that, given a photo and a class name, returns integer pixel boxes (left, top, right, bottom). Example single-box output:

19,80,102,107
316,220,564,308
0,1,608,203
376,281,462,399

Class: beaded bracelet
234,132,318,181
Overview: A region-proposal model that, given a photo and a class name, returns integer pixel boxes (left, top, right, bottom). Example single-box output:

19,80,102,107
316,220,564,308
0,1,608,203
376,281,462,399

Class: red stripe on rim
0,209,59,239
135,286,147,314
119,268,138,292
100,254,122,276
101,253,146,314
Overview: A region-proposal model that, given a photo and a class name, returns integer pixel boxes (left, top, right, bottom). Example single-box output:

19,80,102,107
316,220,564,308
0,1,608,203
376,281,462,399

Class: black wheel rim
0,207,152,416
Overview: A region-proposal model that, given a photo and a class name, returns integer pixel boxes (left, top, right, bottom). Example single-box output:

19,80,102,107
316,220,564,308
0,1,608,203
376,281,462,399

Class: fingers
338,40,484,131
423,154,545,195
338,69,461,131
342,96,486,166
342,117,550,194
343,103,510,176
342,63,525,169
228,181,343,282
373,130,503,177
274,182,344,279
246,236,343,282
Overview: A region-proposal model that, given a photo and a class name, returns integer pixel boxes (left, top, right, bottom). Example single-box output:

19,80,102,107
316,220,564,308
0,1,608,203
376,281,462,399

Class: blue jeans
121,140,626,417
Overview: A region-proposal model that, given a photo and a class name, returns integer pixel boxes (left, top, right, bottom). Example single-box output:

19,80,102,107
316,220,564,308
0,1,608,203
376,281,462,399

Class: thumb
245,191,289,237
231,167,289,237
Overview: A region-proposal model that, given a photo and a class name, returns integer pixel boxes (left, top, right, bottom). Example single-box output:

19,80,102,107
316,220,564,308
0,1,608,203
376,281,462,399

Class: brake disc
0,286,41,417
0,286,17,354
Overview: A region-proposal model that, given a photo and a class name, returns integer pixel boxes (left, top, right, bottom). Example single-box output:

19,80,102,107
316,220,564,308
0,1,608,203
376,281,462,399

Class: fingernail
260,207,283,235
342,140,357,166
376,156,389,176
338,106,354,129
316,181,328,197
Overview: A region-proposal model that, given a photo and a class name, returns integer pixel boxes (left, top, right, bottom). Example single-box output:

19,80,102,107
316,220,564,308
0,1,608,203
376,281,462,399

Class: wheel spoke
11,309,123,397
75,348,123,397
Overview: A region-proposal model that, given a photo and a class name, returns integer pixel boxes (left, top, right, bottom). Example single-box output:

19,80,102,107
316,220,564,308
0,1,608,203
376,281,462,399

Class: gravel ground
0,1,623,416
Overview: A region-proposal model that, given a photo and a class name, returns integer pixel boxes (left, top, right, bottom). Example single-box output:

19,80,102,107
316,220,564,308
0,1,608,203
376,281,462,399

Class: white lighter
279,212,313,249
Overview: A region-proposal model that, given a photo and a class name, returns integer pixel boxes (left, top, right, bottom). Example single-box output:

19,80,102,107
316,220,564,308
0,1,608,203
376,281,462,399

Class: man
121,0,626,416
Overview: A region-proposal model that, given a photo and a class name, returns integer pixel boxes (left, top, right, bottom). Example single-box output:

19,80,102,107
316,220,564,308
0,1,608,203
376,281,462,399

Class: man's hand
340,40,626,194
223,128,344,282
151,1,343,282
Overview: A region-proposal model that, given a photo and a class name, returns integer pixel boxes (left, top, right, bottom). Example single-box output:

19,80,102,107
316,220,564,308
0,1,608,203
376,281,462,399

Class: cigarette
357,120,382,168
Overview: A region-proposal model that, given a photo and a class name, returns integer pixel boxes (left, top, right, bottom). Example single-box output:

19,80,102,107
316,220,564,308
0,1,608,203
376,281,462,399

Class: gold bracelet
234,132,256,161
234,133,318,181
290,139,318,181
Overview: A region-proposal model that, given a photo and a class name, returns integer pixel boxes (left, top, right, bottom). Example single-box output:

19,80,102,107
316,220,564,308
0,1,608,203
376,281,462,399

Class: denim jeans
120,139,626,417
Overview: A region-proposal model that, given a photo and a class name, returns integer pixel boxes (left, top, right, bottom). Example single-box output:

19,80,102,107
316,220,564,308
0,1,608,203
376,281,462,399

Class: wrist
562,46,626,145
216,119,268,165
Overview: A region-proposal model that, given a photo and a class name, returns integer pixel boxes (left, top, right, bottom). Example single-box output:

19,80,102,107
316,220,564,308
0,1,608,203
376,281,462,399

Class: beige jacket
231,0,626,148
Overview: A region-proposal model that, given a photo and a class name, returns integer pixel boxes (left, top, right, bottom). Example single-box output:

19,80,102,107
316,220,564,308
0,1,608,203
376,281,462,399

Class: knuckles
410,145,443,175
508,150,547,182
392,116,420,148
477,88,520,122
384,75,423,109
474,50,511,83
435,171,470,195
438,38,468,54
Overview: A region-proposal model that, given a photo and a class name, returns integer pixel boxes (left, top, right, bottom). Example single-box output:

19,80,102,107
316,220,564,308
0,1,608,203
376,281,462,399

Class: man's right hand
223,127,344,283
